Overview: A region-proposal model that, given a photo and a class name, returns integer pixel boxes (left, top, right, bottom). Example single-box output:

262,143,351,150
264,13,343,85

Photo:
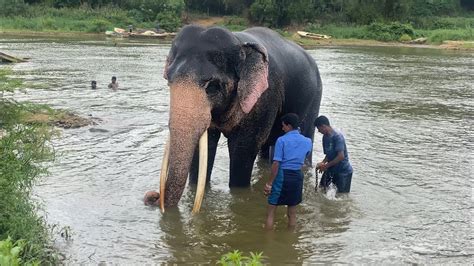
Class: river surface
1,34,472,264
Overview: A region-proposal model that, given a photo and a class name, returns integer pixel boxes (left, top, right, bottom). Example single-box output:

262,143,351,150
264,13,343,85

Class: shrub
366,22,415,41
399,34,412,42
427,28,474,43
218,250,265,266
219,16,249,31
0,237,24,266
0,68,57,265
87,19,112,32
249,0,278,26
155,11,182,32
0,0,28,17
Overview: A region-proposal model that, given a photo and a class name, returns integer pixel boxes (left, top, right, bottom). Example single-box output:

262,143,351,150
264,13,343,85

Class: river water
1,35,472,264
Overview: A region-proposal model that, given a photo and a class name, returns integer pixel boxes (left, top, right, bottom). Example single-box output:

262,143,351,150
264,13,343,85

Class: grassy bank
0,68,59,264
0,5,155,33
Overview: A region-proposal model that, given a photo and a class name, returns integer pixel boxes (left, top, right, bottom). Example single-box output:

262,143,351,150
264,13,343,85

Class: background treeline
0,1,473,41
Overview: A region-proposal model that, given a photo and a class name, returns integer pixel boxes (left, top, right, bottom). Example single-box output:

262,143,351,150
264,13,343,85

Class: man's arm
264,161,280,195
267,161,279,186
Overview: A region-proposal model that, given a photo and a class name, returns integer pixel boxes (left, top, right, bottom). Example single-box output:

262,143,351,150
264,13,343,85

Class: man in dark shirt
314,116,353,193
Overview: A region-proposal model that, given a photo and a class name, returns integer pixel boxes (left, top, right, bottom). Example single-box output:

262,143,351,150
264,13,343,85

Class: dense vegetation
0,68,58,264
0,0,473,42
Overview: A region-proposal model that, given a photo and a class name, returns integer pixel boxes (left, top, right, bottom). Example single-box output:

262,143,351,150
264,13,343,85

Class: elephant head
159,25,269,212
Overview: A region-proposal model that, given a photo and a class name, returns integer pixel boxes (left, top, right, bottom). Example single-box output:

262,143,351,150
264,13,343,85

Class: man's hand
316,162,328,173
264,183,272,196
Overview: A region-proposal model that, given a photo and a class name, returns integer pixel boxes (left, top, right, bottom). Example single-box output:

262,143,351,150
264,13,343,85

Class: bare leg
265,205,277,230
287,205,297,229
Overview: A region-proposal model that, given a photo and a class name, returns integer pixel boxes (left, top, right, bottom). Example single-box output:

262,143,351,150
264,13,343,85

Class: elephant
158,25,322,212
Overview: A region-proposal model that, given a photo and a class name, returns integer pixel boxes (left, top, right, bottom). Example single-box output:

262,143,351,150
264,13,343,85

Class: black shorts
268,168,303,206
320,170,352,193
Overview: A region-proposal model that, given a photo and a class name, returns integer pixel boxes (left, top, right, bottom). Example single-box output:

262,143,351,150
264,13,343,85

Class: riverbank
2,28,473,51
0,68,94,264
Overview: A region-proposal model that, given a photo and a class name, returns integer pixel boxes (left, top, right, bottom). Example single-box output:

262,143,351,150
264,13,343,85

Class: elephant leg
189,128,221,184
260,116,283,161
299,94,321,165
228,139,259,187
301,114,316,165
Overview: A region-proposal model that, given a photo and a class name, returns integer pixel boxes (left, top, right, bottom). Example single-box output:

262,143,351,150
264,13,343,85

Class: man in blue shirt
264,113,312,230
314,115,353,193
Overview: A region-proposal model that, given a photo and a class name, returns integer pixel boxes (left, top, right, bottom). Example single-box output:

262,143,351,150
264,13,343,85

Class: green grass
1,68,58,264
218,250,265,265
418,28,474,43
0,5,154,32
303,22,473,44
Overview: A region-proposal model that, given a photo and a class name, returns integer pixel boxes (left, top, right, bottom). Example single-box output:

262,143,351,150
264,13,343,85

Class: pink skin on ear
239,64,269,114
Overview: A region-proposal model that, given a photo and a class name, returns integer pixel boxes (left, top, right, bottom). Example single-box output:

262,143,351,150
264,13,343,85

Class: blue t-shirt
273,130,312,170
323,129,352,175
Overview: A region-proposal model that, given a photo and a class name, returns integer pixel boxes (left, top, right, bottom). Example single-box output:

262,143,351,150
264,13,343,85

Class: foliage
410,16,474,29
154,0,185,31
399,33,412,42
1,68,24,92
218,16,249,31
0,237,40,266
0,0,472,36
249,0,278,27
0,0,28,17
423,27,474,43
366,22,415,41
87,18,112,32
218,250,265,266
0,68,57,265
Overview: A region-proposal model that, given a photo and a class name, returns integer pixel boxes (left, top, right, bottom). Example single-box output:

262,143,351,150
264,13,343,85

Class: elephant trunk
163,79,211,208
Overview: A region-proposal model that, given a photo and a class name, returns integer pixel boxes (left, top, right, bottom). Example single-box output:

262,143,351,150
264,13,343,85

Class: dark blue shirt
323,130,352,175
273,130,312,170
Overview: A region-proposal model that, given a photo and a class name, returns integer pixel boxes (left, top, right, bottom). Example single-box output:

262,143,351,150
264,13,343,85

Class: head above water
91,80,97,89
111,76,117,82
314,115,332,135
281,113,299,132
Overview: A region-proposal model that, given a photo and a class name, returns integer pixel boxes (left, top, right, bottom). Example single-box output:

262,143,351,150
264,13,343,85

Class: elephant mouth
159,130,208,214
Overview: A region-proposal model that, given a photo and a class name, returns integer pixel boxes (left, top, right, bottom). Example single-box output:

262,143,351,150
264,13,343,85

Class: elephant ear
237,42,269,114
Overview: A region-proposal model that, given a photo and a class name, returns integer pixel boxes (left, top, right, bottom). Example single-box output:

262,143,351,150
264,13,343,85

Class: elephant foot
144,191,160,206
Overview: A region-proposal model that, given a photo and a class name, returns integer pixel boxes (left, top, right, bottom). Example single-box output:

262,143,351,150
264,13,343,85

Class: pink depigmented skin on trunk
164,76,211,207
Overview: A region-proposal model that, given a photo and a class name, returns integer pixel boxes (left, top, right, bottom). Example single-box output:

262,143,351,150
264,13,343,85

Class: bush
399,34,412,42
427,28,474,43
249,0,278,26
411,16,474,30
0,69,57,265
366,22,415,41
0,0,28,17
218,250,265,266
219,16,249,31
87,19,112,32
0,237,26,266
155,11,182,32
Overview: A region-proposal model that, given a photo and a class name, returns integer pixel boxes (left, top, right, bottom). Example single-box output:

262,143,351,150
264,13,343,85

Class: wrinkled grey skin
162,25,322,207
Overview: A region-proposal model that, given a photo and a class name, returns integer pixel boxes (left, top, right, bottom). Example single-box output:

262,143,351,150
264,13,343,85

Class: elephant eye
206,80,221,95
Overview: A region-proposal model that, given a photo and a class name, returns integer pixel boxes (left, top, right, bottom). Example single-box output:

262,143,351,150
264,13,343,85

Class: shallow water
1,35,472,264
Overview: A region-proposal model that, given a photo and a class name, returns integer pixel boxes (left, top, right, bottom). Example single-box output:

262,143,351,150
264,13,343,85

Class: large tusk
159,136,170,213
192,130,208,214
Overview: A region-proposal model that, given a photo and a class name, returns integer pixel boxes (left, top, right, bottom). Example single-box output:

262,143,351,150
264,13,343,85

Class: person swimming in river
91,80,97,89
108,76,118,90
